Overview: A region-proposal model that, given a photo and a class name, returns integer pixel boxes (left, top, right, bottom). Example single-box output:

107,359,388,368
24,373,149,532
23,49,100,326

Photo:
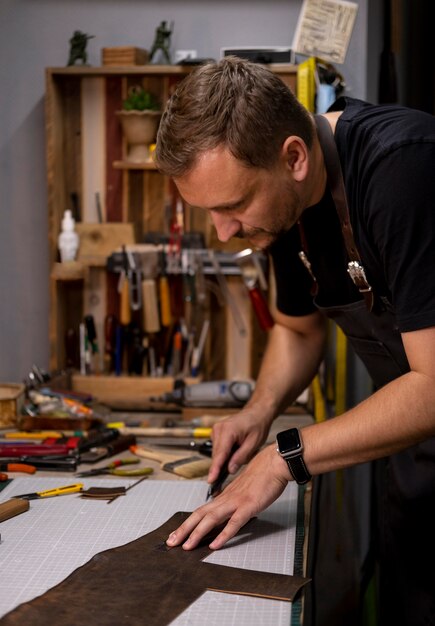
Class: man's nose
210,211,241,243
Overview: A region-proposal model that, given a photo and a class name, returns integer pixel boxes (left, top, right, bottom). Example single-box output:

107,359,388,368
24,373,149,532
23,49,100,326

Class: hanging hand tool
208,249,247,337
12,483,84,500
76,458,153,478
126,248,142,312
234,248,274,331
84,314,99,355
104,314,117,373
119,245,132,326
159,256,172,327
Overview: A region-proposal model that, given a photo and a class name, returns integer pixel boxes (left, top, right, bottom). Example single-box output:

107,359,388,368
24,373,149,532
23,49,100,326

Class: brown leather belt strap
314,114,374,312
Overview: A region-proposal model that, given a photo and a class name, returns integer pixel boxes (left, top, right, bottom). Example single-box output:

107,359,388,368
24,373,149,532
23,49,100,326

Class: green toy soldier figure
67,30,95,66
149,21,173,64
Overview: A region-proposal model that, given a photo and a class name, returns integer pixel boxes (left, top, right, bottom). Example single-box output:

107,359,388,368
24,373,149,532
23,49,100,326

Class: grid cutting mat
0,477,299,625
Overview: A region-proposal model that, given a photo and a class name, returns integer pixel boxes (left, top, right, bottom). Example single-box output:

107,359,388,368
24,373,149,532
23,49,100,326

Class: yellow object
334,326,347,416
106,422,212,439
297,57,317,112
120,277,131,325
142,278,161,333
4,431,63,439
311,375,327,423
107,422,125,429
35,483,84,498
191,427,212,439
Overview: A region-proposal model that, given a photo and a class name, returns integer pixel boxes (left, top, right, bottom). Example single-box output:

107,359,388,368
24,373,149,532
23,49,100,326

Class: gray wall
0,0,372,382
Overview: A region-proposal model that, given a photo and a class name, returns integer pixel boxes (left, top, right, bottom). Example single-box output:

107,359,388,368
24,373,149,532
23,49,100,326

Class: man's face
173,145,304,251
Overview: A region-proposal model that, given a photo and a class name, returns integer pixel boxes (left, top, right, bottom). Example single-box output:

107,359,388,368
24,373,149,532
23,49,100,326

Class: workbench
0,412,313,626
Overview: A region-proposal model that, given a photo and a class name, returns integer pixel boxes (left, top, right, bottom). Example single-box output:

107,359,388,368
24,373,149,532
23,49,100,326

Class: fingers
166,446,289,553
208,423,239,483
166,500,250,551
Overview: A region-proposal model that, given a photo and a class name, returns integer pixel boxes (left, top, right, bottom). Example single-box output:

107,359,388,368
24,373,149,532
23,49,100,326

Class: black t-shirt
270,97,435,333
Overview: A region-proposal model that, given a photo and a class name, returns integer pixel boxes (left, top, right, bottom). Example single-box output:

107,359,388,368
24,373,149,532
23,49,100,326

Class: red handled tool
234,248,274,331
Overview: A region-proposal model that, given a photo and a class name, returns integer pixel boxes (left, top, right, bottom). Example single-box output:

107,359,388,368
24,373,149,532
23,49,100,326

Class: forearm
244,312,326,423
302,370,435,475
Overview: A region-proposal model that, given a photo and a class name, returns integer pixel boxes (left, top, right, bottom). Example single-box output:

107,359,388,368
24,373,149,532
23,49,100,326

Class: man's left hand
165,444,290,551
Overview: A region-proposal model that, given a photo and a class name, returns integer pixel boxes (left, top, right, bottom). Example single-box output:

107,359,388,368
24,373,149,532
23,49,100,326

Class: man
155,57,435,625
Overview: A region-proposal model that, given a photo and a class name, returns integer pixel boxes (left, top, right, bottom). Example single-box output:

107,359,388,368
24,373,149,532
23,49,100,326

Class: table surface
0,413,312,626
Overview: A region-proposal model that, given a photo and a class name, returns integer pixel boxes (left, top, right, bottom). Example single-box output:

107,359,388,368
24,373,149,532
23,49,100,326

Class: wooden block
51,261,87,281
75,222,135,266
0,384,25,428
102,47,149,66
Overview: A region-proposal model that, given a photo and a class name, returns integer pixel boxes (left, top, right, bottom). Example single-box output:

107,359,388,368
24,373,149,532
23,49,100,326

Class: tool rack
45,63,297,403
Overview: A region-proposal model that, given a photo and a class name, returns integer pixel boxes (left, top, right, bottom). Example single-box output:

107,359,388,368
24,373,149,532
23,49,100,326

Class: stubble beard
234,184,301,251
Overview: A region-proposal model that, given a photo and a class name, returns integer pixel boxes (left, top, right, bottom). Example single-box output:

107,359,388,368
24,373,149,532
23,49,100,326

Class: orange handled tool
0,463,37,474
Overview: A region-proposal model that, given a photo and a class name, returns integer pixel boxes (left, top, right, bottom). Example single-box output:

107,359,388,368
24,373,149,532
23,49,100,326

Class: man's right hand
208,409,272,484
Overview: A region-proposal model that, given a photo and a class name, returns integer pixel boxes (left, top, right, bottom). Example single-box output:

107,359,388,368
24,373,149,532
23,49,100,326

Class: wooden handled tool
0,498,29,523
130,444,211,478
119,426,212,438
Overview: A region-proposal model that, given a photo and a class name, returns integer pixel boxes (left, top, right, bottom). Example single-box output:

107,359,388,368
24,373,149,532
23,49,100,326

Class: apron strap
314,114,374,312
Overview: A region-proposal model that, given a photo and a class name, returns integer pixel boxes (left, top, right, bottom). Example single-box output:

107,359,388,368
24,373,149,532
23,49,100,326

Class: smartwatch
276,428,311,485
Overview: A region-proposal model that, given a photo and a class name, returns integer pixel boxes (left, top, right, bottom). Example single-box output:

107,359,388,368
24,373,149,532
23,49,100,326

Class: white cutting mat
0,477,299,625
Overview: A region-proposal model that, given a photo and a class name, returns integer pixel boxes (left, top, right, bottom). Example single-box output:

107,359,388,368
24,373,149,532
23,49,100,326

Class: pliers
76,458,153,478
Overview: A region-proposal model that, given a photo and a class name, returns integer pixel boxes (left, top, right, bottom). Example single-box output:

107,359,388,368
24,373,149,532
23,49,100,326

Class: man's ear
281,136,309,182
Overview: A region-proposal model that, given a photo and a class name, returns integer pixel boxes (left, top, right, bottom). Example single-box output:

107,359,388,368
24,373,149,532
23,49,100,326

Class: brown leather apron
306,116,435,625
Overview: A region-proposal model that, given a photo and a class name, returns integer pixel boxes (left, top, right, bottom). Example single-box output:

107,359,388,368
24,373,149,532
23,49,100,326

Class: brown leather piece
0,512,310,625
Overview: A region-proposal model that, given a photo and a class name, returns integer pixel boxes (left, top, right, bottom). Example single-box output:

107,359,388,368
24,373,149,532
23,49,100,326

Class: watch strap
284,455,311,485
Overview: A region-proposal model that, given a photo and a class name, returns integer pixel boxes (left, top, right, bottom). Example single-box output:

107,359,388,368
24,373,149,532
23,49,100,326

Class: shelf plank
51,261,86,281
47,64,298,77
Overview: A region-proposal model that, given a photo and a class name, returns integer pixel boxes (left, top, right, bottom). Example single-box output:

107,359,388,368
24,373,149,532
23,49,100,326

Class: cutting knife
12,483,84,500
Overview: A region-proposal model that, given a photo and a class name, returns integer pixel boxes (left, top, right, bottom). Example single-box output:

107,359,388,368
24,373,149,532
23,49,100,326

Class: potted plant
116,86,162,162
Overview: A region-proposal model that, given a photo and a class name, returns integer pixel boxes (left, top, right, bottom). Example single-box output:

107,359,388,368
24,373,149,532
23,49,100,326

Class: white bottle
58,209,79,262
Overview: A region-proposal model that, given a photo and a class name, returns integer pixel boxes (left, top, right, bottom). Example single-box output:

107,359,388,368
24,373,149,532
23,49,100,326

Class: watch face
277,429,302,455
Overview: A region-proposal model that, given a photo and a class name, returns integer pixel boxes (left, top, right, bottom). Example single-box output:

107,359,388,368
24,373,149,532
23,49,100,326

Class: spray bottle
58,209,79,262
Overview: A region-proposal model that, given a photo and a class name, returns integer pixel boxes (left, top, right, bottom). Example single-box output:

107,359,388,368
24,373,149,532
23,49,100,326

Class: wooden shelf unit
45,63,297,397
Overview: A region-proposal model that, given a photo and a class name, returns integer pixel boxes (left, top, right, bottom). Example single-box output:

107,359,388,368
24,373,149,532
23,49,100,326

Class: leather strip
314,115,374,312
0,512,310,626
285,456,312,485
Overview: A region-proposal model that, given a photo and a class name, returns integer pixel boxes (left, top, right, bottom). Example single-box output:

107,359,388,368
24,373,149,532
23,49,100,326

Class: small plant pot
116,110,161,162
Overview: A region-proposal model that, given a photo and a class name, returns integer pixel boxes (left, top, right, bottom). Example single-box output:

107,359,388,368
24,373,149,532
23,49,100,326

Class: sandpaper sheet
0,477,304,625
